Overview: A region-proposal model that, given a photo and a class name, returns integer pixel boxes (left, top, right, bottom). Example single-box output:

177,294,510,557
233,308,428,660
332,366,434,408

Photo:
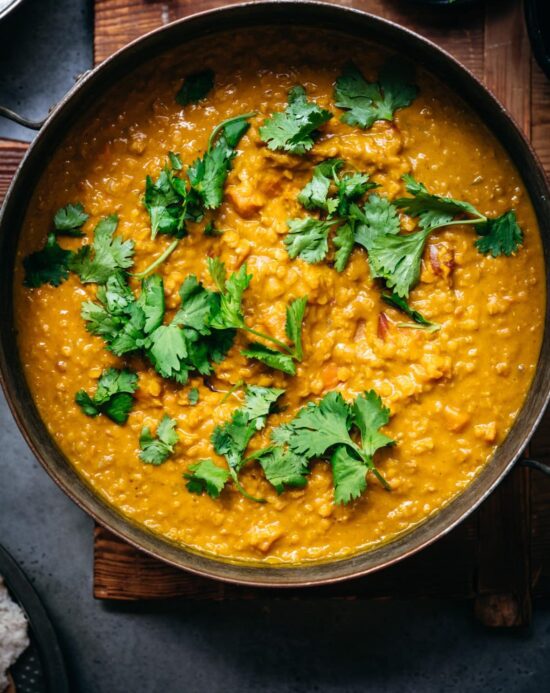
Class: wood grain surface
1,0,549,621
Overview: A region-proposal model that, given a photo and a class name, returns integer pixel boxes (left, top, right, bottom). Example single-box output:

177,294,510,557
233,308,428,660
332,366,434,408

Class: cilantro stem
397,322,440,333
133,239,179,279
229,468,265,503
221,380,244,403
207,112,257,152
370,465,392,491
242,326,293,354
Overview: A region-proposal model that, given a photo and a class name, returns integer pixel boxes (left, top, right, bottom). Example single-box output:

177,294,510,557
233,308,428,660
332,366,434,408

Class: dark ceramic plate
0,544,68,693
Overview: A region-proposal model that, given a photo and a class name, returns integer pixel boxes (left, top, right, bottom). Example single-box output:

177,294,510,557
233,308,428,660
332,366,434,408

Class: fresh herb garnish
273,390,394,504
297,158,343,212
137,114,253,278
284,218,336,264
241,344,297,375
23,233,73,288
334,60,418,130
474,210,524,257
53,203,89,236
259,86,332,155
381,292,440,332
69,215,134,284
143,154,203,239
206,258,307,375
205,385,284,501
188,113,253,210
75,368,138,424
249,446,309,494
176,69,215,106
139,414,179,465
187,387,200,405
184,459,230,499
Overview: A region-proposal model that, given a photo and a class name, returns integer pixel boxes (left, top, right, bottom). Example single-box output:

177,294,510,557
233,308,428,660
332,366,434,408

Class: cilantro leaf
146,323,188,381
335,173,376,217
334,222,355,272
53,203,88,236
75,368,138,424
203,221,222,237
352,390,394,457
331,446,368,505
254,447,309,494
273,389,394,503
137,274,165,333
144,158,202,239
259,86,332,155
274,391,353,458
241,343,296,375
210,386,284,501
366,226,431,297
285,296,308,361
284,218,336,264
184,459,230,498
209,262,252,330
173,275,217,334
176,69,214,106
23,233,73,288
381,291,440,332
241,385,285,428
188,114,252,209
139,414,179,465
188,387,200,405
352,193,401,249
297,159,343,212
168,151,183,170
395,174,482,230
334,60,418,130
474,210,523,257
69,215,134,284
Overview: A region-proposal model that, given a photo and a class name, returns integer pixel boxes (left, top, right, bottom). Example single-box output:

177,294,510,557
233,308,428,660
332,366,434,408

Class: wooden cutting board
2,0,550,625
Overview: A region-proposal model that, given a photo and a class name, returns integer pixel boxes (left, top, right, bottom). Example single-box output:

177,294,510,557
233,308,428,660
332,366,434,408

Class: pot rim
1,0,549,588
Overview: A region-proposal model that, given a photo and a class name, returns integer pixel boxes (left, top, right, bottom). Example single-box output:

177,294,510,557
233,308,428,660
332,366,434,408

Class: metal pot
1,0,549,587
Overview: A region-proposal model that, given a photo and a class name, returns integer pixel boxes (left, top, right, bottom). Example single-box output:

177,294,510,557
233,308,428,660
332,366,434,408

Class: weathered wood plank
0,141,27,203
94,523,479,601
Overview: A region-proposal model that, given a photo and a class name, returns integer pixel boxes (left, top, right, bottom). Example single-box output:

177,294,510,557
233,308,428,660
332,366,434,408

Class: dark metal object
0,0,25,21
0,1,549,587
0,544,69,693
525,0,550,80
0,105,44,130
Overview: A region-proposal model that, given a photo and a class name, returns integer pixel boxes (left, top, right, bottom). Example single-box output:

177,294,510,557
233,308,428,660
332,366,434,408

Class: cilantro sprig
23,233,73,288
259,86,332,155
272,390,394,504
53,203,89,237
285,160,376,267
191,388,396,505
137,114,253,278
139,414,179,465
187,386,284,501
364,174,525,297
334,60,418,130
75,368,138,424
69,215,135,284
207,258,308,375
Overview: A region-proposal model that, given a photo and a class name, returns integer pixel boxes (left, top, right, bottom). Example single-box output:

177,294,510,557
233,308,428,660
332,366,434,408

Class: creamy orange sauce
13,29,545,564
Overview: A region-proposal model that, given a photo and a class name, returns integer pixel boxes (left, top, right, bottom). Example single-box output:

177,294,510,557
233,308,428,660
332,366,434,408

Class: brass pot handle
520,458,550,477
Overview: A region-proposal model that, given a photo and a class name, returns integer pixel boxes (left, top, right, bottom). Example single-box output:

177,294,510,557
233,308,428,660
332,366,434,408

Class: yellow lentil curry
14,30,545,564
